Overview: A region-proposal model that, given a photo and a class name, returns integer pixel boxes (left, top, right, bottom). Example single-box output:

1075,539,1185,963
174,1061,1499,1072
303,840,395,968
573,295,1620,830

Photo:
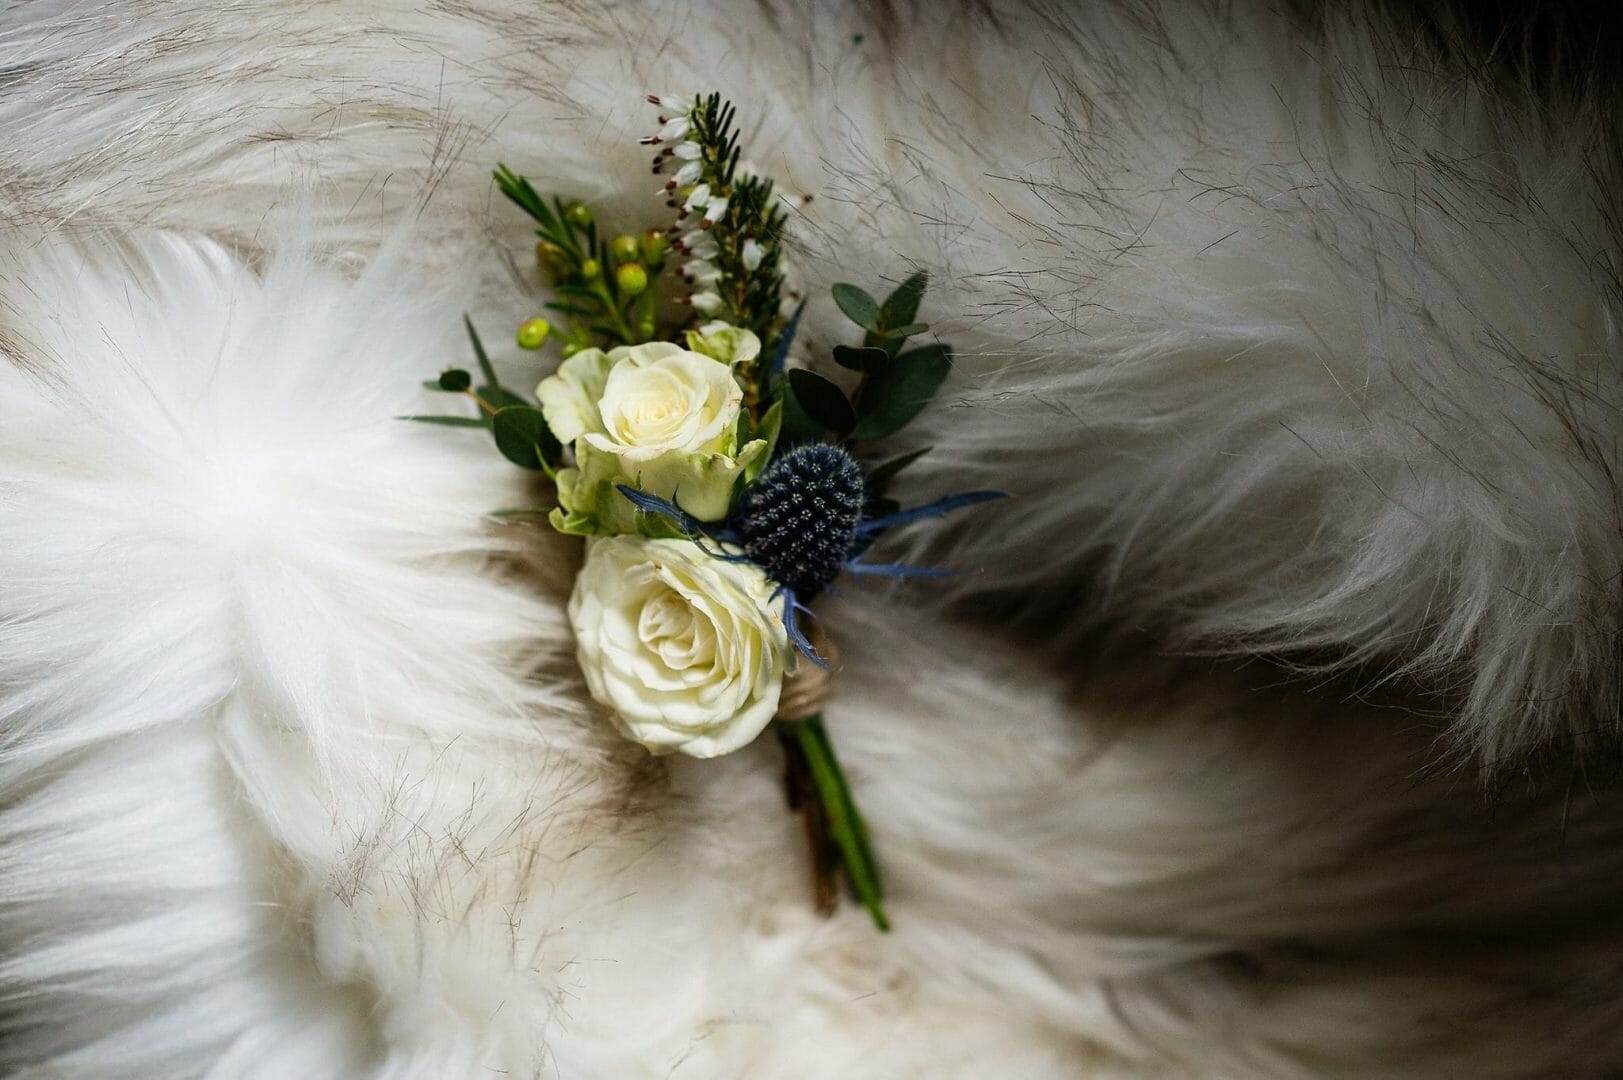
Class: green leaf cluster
777,272,951,444
494,165,664,352
401,318,563,475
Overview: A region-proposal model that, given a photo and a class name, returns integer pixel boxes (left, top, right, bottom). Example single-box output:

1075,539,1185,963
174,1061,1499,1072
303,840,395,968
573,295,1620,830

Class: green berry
610,234,640,264
565,202,593,229
516,317,551,350
640,229,670,264
580,258,601,282
535,241,565,279
616,262,648,297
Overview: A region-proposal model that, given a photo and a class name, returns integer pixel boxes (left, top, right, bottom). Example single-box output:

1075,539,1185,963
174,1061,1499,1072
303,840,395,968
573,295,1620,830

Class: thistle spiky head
738,444,866,596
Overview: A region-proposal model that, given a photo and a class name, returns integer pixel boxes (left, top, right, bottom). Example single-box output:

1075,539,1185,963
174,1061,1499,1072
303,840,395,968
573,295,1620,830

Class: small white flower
701,197,728,225
657,116,691,142
672,161,702,187
646,93,691,111
683,183,711,212
673,141,703,161
741,239,765,271
570,536,790,759
689,291,723,315
685,237,719,261
684,261,721,288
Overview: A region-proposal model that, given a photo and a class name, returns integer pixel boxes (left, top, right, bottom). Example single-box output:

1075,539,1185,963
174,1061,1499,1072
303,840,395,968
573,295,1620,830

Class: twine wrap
775,621,839,721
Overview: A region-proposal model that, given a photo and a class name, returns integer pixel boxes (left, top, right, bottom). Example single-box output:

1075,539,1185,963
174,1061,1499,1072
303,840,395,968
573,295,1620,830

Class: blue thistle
738,444,867,596
614,442,1004,665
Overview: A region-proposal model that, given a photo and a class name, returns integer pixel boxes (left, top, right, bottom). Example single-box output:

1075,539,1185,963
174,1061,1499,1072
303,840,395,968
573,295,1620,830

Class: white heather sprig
644,92,793,351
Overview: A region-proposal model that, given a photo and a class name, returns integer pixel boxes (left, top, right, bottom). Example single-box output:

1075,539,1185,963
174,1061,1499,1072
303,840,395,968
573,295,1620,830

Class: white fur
1,1,1621,1076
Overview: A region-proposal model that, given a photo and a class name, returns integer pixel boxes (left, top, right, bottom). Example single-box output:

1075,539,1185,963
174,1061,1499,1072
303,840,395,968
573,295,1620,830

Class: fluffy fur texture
1,1,1621,1076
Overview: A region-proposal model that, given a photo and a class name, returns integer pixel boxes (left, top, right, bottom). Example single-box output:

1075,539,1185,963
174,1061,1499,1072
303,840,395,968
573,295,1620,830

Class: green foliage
831,283,881,330
411,317,562,478
398,415,485,428
834,272,930,359
865,446,931,490
851,344,952,440
791,273,950,446
491,406,561,471
494,165,664,350
480,386,530,411
832,345,888,373
784,369,855,440
463,316,500,388
876,272,928,329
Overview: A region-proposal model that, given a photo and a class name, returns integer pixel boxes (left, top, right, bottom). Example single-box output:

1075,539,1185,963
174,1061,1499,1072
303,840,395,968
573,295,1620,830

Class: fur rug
1,1,1619,1076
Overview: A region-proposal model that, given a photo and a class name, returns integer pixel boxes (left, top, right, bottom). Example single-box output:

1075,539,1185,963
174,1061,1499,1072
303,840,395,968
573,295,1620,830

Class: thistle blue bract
738,444,866,597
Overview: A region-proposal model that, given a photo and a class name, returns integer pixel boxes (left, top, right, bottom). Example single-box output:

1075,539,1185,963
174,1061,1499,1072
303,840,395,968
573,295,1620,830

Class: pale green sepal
685,323,761,367
746,402,783,483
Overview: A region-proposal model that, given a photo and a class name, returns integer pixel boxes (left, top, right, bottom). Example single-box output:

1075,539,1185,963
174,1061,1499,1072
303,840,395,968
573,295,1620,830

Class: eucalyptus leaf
491,405,561,470
866,446,932,489
851,344,951,440
831,283,881,331
787,369,856,436
877,321,928,340
398,414,485,428
832,345,889,373
437,368,472,392
866,271,930,355
781,378,826,445
880,271,929,328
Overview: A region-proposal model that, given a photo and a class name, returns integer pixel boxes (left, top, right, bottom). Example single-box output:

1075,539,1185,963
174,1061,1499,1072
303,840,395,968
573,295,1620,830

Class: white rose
536,339,768,527
569,536,790,758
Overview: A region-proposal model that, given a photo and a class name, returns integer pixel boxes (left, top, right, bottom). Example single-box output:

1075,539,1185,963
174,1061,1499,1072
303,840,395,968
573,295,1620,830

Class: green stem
586,276,638,344
790,713,889,931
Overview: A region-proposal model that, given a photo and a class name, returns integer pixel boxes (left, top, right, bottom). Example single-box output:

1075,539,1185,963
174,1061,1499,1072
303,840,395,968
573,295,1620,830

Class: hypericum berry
640,228,670,263
738,444,867,596
515,317,550,350
615,262,648,296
